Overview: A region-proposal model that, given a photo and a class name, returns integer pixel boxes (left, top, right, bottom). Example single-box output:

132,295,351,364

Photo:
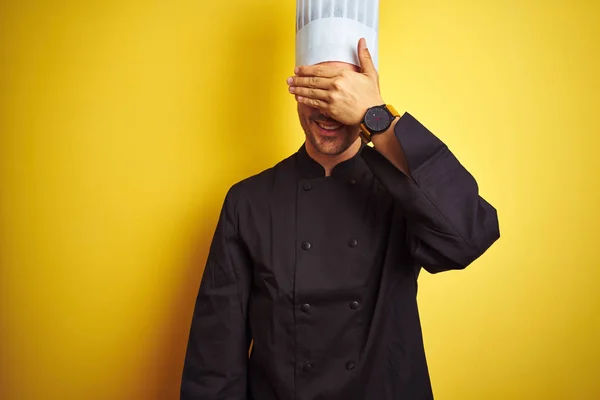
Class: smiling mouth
315,120,343,131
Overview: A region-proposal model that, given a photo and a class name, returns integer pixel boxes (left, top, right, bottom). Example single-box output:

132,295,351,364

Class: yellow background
1,1,598,399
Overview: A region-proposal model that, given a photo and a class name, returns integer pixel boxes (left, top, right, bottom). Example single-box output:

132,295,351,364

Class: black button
303,182,312,191
301,303,311,312
346,361,355,370
350,301,360,310
348,179,357,186
301,241,312,250
302,362,313,372
348,239,358,247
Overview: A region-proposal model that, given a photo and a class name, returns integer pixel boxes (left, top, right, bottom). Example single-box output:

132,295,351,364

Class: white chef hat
296,0,379,70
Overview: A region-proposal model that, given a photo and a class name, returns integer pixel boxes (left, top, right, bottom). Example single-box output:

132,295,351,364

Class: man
181,4,499,399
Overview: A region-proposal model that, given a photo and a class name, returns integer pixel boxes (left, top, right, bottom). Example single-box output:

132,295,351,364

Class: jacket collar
296,141,370,180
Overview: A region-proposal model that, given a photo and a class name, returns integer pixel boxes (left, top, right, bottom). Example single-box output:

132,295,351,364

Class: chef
181,1,499,399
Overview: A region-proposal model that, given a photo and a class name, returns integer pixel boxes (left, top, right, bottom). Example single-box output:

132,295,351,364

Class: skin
295,61,362,159
288,38,411,177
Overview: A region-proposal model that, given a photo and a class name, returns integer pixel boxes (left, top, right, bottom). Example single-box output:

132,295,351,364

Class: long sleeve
181,186,253,399
361,112,500,273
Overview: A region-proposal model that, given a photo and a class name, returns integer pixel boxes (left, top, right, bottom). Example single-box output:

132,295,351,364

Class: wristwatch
360,104,401,142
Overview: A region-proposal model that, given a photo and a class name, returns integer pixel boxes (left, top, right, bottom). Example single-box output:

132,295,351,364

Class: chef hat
296,0,379,70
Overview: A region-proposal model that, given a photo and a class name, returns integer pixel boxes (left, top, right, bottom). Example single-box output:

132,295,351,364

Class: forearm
181,290,250,399
369,116,411,177
361,112,499,270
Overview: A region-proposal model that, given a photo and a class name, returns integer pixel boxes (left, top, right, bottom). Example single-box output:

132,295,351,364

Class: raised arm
287,38,499,271
363,112,500,273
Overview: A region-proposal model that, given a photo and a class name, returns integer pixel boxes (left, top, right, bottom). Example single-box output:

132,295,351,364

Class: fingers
295,95,327,110
357,37,376,77
289,86,330,101
287,76,332,90
294,65,344,78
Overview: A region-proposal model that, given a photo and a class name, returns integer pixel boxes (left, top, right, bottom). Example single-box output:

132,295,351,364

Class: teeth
317,121,342,130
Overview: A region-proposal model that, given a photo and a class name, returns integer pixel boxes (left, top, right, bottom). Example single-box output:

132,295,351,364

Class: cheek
298,105,314,124
297,107,311,132
345,125,361,138
298,103,313,117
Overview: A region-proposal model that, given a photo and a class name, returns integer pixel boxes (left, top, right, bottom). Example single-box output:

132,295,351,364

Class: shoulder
224,152,297,206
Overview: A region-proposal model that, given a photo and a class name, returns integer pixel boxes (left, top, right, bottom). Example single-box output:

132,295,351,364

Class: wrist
360,104,401,142
370,116,400,143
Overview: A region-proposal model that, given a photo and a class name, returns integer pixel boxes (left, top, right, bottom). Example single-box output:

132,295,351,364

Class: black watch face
365,107,392,133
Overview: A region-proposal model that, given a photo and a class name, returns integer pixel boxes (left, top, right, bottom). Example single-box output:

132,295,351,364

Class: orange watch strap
360,123,372,143
385,104,400,118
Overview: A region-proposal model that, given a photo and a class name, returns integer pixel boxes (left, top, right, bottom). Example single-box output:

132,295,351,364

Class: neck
305,137,362,176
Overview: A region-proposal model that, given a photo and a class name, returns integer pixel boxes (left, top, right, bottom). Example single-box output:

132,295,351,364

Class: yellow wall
1,1,598,399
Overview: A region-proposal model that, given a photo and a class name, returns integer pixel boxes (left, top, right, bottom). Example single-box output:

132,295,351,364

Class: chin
309,130,354,156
